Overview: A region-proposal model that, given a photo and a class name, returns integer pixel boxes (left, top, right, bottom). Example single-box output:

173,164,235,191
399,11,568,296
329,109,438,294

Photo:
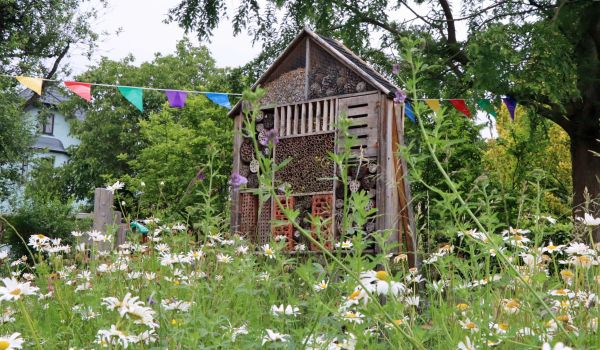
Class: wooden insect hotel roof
228,28,399,116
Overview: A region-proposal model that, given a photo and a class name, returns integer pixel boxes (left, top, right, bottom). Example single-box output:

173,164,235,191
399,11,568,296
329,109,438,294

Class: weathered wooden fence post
91,188,128,251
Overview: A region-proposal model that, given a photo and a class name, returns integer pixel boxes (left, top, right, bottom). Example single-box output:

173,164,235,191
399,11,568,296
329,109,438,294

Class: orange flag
424,99,441,113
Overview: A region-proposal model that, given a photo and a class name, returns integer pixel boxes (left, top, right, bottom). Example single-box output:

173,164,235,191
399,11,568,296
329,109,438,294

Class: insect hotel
229,28,415,256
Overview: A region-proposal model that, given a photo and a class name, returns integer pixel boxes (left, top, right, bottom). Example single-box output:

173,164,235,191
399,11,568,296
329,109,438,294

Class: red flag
64,81,92,101
449,99,471,117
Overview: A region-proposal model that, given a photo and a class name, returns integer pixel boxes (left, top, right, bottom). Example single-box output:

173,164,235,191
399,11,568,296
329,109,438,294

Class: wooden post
308,102,314,133
230,113,244,233
92,188,115,252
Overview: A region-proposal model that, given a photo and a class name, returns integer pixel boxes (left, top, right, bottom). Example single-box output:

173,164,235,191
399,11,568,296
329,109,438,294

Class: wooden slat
286,105,292,136
308,102,313,133
344,105,377,117
274,107,280,136
315,101,321,132
278,107,284,136
323,100,329,131
293,104,299,135
329,99,336,130
300,103,306,134
230,113,243,234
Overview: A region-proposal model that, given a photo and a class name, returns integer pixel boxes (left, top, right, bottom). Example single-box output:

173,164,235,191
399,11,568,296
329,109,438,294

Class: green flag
477,99,497,118
117,86,144,112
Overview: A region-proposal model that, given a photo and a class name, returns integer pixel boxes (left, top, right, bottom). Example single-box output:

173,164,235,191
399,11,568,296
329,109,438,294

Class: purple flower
260,129,279,146
392,63,401,75
393,89,407,104
229,172,248,188
196,170,205,181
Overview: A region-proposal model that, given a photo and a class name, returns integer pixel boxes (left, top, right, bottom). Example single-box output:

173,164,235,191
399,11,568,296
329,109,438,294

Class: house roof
20,87,85,120
228,28,399,116
33,135,67,154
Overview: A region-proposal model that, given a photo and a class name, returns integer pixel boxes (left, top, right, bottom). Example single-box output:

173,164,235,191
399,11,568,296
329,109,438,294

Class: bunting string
2,73,241,110
401,96,518,123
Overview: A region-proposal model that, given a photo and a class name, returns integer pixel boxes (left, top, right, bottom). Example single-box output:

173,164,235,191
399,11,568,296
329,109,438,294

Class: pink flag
64,81,92,101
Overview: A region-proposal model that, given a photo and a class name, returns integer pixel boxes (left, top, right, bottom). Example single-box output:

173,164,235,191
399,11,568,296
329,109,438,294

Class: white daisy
314,280,328,291
262,244,275,259
271,304,300,317
262,329,289,345
0,278,39,301
0,332,24,349
106,180,125,193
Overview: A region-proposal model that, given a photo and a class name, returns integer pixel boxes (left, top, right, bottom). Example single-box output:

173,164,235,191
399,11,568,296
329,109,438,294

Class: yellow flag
16,76,43,95
425,99,441,113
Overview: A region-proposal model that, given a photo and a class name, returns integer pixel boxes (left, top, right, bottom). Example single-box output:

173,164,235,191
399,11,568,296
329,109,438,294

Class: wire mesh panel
272,196,295,250
239,193,258,238
310,194,334,251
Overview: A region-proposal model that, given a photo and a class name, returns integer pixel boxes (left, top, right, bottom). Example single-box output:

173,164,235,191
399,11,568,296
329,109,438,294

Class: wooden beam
230,113,243,233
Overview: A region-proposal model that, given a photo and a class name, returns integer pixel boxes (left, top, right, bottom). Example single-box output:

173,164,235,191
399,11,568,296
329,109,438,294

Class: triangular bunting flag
404,102,416,123
64,81,92,101
424,99,441,114
477,99,497,118
205,93,231,109
16,76,43,95
165,90,188,108
449,99,471,118
502,96,517,120
117,86,144,112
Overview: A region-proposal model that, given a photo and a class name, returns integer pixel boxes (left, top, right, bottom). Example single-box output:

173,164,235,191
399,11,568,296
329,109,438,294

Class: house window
39,113,54,135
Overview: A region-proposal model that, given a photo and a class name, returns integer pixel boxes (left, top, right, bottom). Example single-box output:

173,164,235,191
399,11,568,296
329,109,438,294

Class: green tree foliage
484,107,572,220
60,40,237,201
0,79,33,198
123,94,232,218
0,0,102,200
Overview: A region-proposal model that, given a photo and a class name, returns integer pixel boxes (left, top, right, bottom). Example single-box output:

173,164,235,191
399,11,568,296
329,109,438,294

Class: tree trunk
571,134,600,243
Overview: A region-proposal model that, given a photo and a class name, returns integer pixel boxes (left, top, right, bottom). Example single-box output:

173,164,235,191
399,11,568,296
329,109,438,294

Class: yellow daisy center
394,319,404,325
375,271,389,281
348,290,361,300
557,315,570,322
498,323,509,331
456,303,469,311
505,299,519,309
9,288,21,296
554,289,567,295
465,322,476,329
547,245,557,250
0,340,9,350
319,283,327,289
265,248,273,255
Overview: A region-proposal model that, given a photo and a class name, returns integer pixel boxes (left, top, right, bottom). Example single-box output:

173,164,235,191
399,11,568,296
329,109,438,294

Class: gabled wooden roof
228,28,399,117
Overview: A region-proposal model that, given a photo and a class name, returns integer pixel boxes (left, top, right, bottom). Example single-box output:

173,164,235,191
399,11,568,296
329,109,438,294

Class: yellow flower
502,298,520,314
456,303,469,311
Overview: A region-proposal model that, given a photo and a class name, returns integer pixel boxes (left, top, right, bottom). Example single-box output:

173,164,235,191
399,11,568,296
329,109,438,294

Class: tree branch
24,42,70,107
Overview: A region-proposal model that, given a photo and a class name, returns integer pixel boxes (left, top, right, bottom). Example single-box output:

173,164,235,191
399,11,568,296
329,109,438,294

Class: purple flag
165,90,188,108
502,96,517,120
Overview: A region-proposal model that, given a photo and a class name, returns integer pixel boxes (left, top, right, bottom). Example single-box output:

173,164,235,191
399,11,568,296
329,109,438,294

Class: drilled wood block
239,193,258,239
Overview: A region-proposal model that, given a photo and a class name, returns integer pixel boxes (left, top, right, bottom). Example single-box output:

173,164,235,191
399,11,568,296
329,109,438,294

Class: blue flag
205,93,231,109
405,102,416,123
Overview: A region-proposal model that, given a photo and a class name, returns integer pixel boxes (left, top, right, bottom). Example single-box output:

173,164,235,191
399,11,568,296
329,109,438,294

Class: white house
25,88,81,167
0,89,82,212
